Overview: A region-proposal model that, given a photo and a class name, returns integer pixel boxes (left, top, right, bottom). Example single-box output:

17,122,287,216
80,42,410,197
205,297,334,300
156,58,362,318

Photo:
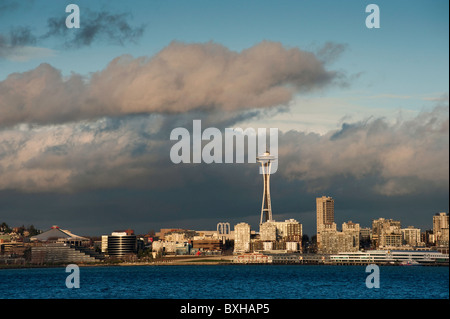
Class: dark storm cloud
0,104,447,197
0,105,448,235
278,106,449,196
43,9,145,48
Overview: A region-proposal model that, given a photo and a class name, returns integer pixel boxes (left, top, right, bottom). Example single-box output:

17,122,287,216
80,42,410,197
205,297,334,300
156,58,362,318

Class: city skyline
0,1,448,237
1,197,446,239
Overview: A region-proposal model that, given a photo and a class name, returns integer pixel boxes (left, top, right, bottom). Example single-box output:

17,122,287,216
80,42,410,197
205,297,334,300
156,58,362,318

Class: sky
0,0,448,237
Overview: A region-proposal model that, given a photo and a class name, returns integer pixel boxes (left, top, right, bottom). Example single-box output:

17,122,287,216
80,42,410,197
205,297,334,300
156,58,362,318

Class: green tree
0,222,11,233
27,225,40,236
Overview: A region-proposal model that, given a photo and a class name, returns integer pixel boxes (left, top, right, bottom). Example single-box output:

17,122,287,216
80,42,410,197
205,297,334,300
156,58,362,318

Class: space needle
257,151,276,225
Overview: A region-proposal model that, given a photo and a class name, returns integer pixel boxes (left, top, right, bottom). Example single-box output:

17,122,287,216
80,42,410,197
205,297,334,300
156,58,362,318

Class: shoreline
1,260,448,270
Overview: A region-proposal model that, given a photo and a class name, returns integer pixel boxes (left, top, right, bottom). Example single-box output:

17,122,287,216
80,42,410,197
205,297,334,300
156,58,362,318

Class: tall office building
433,212,449,247
316,196,335,246
433,212,449,233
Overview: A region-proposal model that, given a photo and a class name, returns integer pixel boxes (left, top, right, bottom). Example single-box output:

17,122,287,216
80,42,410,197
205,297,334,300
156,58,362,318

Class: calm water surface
0,265,448,299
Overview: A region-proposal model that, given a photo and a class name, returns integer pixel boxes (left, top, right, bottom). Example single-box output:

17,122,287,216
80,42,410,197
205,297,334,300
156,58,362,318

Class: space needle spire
257,151,276,225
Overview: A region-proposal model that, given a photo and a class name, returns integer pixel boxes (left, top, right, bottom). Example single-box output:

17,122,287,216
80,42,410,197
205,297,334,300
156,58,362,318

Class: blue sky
0,1,448,235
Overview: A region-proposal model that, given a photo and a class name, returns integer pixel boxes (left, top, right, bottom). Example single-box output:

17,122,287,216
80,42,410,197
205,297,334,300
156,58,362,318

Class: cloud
1,39,446,205
1,7,144,61
0,103,447,197
7,26,36,46
0,26,54,62
0,116,160,192
0,63,87,124
278,105,449,195
0,104,447,236
316,42,348,65
0,41,339,127
43,9,145,48
0,0,26,16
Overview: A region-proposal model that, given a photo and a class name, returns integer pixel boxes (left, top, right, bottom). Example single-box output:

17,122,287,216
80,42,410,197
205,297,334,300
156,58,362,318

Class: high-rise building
342,221,360,249
318,221,360,254
257,152,276,224
433,212,449,247
272,219,302,241
259,222,277,242
372,218,402,249
316,196,335,246
234,223,251,253
433,212,449,233
401,226,422,247
258,219,302,252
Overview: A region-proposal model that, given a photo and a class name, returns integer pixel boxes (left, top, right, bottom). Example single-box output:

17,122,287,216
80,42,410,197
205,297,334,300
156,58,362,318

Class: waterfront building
433,212,449,247
260,222,277,241
257,219,302,252
192,239,222,252
273,219,302,242
371,218,402,249
233,252,302,264
342,221,360,249
30,243,102,264
234,223,251,253
103,232,138,258
234,252,270,263
316,196,335,247
233,250,449,265
379,233,402,249
329,250,449,265
260,219,302,242
401,226,423,247
30,225,90,246
317,221,360,254
30,225,103,264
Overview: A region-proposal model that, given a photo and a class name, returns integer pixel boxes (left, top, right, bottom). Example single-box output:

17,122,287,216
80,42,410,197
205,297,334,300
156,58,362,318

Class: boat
400,259,421,266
